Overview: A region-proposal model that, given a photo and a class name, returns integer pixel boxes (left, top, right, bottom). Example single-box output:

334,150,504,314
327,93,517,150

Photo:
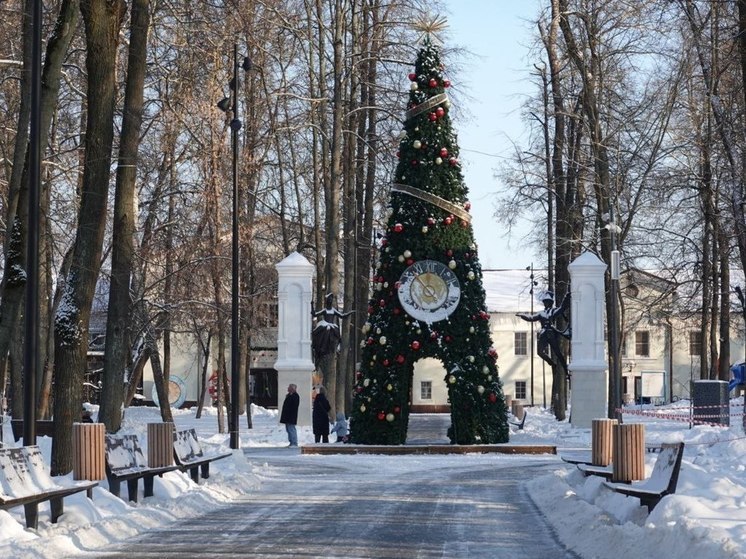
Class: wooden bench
508,410,527,430
0,446,97,529
603,442,685,512
104,434,178,502
172,429,232,483
559,450,593,465
577,462,614,479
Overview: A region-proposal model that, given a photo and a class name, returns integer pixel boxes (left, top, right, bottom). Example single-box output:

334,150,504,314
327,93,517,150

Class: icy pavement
91,450,576,559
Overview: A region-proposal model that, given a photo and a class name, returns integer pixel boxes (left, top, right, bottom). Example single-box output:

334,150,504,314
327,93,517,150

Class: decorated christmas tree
349,27,509,445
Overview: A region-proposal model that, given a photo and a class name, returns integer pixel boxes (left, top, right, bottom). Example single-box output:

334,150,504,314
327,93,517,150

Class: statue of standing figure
311,293,354,365
516,290,571,377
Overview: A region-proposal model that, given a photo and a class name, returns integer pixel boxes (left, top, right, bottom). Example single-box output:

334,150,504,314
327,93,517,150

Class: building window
515,380,527,400
420,381,432,401
689,331,702,356
514,332,528,356
621,334,627,357
635,331,650,357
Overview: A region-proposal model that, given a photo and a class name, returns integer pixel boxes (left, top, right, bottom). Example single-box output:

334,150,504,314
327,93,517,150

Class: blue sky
443,1,540,269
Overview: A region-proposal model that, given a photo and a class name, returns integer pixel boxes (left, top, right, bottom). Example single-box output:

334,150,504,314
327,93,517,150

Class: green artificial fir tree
350,33,509,445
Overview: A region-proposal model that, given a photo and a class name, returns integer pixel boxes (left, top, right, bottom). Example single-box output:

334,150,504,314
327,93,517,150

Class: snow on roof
482,269,551,313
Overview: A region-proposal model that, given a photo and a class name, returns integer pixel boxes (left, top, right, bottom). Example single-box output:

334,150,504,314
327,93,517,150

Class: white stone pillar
568,251,608,428
274,252,315,427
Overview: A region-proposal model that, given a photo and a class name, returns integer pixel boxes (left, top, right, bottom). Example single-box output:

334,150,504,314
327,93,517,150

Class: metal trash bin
692,380,729,426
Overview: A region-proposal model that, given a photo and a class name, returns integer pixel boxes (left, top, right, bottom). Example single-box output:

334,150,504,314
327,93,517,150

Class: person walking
330,411,348,443
312,385,332,443
280,384,300,447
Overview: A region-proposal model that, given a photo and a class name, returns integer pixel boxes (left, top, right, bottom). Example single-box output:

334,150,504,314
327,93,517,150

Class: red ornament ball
444,216,452,226
443,80,451,88
446,249,453,257
396,354,405,364
445,335,452,343
378,412,386,421
379,299,386,307
393,223,403,233
393,307,401,315
449,157,458,166
488,393,497,403
427,217,435,226
394,406,401,413
408,72,417,81
464,201,472,210
440,148,448,158
428,112,437,122
406,258,414,266
411,340,421,350
411,159,419,166
430,331,438,339
436,107,445,118
429,78,438,88
383,359,390,366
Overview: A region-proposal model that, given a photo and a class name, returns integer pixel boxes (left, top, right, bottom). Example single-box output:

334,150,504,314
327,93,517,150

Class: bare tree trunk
52,0,126,475
0,0,80,411
101,0,151,432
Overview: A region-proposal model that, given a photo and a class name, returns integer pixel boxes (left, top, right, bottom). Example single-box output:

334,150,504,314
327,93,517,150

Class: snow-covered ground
1,400,745,558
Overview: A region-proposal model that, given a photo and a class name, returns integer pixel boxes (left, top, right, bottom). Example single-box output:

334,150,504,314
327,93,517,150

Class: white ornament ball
469,326,475,333
379,336,387,345
403,249,412,258
448,375,456,384
467,271,475,280
386,413,395,422
362,322,371,333
360,404,366,412
383,282,389,288
422,226,429,234
477,385,485,394
410,82,418,91
386,383,393,391
413,140,422,149
483,366,490,374
376,328,381,334
435,157,443,165
363,379,370,387
448,260,457,269
468,355,475,363
398,255,405,262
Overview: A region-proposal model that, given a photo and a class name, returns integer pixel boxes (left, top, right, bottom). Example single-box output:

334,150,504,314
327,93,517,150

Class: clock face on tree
398,259,461,323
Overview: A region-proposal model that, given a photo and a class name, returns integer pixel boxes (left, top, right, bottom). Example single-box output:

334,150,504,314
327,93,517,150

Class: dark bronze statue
311,293,354,365
517,290,571,377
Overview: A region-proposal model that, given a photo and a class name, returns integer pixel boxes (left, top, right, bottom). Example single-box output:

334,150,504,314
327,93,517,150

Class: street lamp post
24,0,43,446
606,210,622,419
526,264,537,406
218,43,251,450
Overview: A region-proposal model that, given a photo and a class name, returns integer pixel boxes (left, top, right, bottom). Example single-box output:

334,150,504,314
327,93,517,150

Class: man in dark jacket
280,384,300,446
